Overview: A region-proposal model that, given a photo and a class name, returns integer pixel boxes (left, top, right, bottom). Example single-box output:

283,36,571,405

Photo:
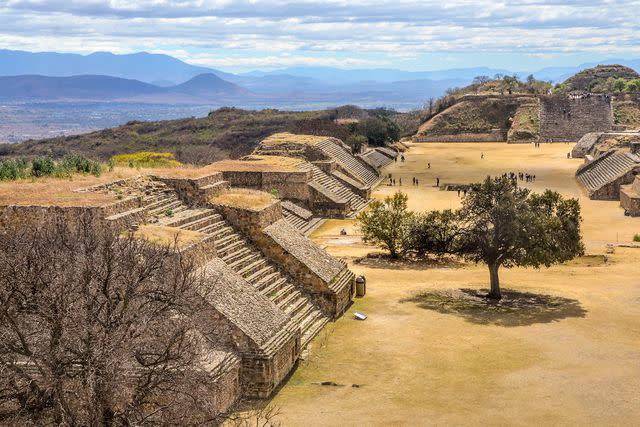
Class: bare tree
0,215,223,425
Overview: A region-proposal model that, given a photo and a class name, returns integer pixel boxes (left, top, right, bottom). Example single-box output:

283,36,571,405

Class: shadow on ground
354,253,465,270
401,288,587,327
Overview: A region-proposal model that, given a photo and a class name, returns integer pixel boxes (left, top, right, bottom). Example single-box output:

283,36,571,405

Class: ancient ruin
0,132,397,416
539,93,614,142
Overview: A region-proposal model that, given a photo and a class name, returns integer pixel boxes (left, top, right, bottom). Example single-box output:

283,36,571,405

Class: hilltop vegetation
0,106,403,165
414,75,550,139
555,65,640,93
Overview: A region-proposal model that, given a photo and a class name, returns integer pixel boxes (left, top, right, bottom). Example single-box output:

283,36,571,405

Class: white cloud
0,0,639,70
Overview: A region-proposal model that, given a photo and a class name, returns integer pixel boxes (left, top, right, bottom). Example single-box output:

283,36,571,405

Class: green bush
0,154,101,181
31,157,55,177
0,159,29,181
633,234,640,242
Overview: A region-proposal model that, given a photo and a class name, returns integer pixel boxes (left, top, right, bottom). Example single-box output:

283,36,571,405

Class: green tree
358,115,401,146
345,134,368,153
407,209,461,257
357,192,413,258
456,176,584,299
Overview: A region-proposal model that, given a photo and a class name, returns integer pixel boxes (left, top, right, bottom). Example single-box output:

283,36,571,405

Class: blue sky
1,0,639,72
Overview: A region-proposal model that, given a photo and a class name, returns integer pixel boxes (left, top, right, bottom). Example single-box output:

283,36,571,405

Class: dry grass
0,167,142,207
209,155,304,172
133,225,203,248
210,189,275,210
260,132,330,147
270,142,640,426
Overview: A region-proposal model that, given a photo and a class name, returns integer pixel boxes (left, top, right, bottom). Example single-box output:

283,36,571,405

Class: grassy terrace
133,225,204,248
210,188,276,210
208,155,305,172
0,167,142,207
259,132,332,146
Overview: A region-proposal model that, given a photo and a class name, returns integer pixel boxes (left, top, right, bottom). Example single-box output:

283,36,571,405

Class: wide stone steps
316,139,379,186
362,150,394,169
159,208,216,228
299,163,369,214
170,212,331,347
576,151,639,193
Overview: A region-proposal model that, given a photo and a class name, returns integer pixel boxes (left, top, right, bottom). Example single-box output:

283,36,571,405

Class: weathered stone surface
264,219,344,284
540,94,614,142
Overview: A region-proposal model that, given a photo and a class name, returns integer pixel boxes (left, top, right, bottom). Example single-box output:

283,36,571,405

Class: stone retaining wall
220,170,311,203
540,94,614,142
414,129,507,142
212,200,350,316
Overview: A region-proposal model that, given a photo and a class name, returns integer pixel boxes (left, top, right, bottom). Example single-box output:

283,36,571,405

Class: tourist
416,178,419,185
436,177,440,187
399,178,402,186
457,189,461,197
567,152,570,158
481,152,484,159
428,162,431,169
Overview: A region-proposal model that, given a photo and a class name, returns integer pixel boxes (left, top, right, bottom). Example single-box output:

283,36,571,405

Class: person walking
436,177,440,187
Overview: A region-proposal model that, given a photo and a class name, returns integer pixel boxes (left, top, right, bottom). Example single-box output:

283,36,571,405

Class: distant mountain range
0,74,247,103
0,49,639,108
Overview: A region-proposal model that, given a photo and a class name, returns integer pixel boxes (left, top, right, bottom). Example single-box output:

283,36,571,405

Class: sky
1,0,639,73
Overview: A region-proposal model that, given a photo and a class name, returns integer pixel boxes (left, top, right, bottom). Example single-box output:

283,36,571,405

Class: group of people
387,173,420,186
502,171,536,183
394,154,406,163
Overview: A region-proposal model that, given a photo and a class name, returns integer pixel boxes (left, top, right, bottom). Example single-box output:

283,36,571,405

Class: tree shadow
354,253,465,271
401,288,587,327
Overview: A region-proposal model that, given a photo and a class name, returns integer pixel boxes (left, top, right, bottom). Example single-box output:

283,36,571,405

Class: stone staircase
281,200,325,236
315,139,380,186
361,149,394,169
299,163,369,215
161,206,330,348
576,150,640,195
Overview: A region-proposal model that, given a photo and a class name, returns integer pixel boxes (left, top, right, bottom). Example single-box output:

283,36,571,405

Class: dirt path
270,142,640,426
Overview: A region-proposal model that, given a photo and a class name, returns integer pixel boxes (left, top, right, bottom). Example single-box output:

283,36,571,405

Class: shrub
0,159,29,181
356,192,413,258
633,234,640,242
111,151,181,168
30,157,55,177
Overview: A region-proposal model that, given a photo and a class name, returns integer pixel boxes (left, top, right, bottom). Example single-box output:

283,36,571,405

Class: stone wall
240,333,299,398
212,201,352,316
539,94,614,142
220,170,312,205
155,174,229,207
207,353,242,416
308,183,351,218
620,177,640,216
414,129,507,142
591,170,638,200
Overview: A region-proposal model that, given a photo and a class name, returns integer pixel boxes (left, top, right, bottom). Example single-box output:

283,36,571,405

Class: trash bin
355,275,366,297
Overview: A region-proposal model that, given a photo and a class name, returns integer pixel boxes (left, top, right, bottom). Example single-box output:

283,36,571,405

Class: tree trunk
487,263,501,300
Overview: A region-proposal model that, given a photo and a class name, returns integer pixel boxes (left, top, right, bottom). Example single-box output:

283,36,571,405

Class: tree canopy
356,192,413,259
357,179,584,299
456,176,583,299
